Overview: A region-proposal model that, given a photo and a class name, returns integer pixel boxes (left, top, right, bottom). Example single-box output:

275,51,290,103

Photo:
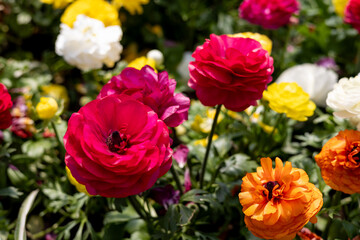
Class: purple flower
173,144,189,168
45,233,57,240
316,57,339,72
150,184,180,210
98,66,190,128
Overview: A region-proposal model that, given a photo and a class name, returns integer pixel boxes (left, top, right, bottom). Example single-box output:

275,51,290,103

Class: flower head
315,130,360,194
228,32,272,54
41,0,73,9
344,0,360,33
238,157,323,240
10,96,36,138
111,0,150,15
61,0,120,27
276,64,338,107
326,75,360,120
0,83,13,129
333,0,350,17
239,0,300,29
127,56,156,71
41,84,70,108
150,185,180,210
64,94,173,198
173,144,189,168
36,97,58,120
263,82,316,121
188,34,273,112
98,66,190,128
56,15,123,71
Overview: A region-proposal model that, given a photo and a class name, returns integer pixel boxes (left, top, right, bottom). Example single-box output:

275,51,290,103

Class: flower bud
36,97,58,119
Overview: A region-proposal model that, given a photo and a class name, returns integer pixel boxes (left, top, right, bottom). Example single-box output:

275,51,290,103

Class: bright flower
127,56,156,71
191,108,224,133
56,15,123,71
64,94,172,198
344,0,360,33
276,63,338,107
36,97,58,119
238,157,323,240
326,75,360,120
315,130,360,194
263,82,316,121
0,83,13,129
146,49,164,66
10,96,36,138
184,168,191,192
228,32,272,54
194,134,219,147
41,0,73,9
61,0,120,27
41,84,70,108
239,0,300,29
111,0,150,15
297,227,323,240
98,66,190,128
172,144,189,168
189,34,273,112
333,0,349,17
65,167,91,196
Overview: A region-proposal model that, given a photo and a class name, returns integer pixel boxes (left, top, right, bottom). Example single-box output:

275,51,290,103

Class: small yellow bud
36,97,58,119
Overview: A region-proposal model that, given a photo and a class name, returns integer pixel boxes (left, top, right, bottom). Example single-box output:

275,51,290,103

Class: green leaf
0,187,23,199
180,189,210,203
21,139,53,158
220,154,258,177
104,211,134,225
342,221,359,239
14,189,40,240
178,204,195,226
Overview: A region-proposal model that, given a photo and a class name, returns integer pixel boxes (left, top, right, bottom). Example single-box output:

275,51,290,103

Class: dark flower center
106,131,129,154
349,141,360,165
263,181,280,201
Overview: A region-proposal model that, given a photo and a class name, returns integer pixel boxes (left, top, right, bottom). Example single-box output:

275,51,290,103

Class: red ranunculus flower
239,0,299,29
98,66,190,128
64,94,173,198
188,34,273,112
345,0,360,34
0,83,12,129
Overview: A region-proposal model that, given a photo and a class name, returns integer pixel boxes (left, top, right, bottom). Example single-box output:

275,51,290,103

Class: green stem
30,216,66,239
51,121,65,160
128,195,146,220
170,165,184,195
199,104,222,189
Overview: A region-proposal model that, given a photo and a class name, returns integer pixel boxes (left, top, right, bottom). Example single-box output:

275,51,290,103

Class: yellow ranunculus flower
127,56,156,71
41,84,70,108
66,167,92,196
36,97,58,120
191,108,224,133
41,0,73,9
263,82,316,121
194,134,219,147
112,0,150,15
229,32,272,54
332,0,349,17
61,0,120,27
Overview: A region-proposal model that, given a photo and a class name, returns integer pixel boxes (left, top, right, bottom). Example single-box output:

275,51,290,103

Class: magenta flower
98,66,190,128
173,144,189,168
239,0,300,29
184,168,191,192
150,184,180,210
345,0,360,34
0,83,12,130
189,34,273,112
64,94,173,198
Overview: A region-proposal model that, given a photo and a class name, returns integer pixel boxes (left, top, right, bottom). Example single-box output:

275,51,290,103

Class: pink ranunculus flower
345,0,360,34
172,144,189,168
98,66,190,128
64,94,173,198
0,83,13,129
239,0,300,29
188,34,273,112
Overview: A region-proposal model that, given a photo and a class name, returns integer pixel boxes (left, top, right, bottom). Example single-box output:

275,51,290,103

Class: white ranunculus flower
276,63,338,107
55,14,123,71
146,49,164,66
326,75,360,119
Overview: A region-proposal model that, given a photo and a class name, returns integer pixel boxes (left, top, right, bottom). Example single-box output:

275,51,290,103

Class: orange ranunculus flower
315,129,360,194
238,157,323,240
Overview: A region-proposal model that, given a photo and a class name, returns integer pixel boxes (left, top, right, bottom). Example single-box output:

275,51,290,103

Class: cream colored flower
55,15,123,71
326,75,360,119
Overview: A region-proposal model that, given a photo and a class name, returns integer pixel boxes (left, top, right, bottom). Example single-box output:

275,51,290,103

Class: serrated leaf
104,211,134,225
178,204,195,226
342,221,359,239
